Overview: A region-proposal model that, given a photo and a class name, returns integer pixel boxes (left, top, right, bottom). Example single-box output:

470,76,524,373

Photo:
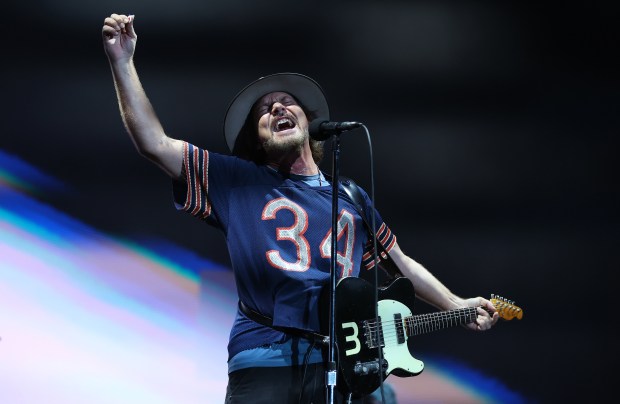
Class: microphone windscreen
309,119,330,141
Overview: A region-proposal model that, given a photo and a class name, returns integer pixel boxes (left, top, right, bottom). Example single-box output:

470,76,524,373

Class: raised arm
102,14,183,179
389,242,499,331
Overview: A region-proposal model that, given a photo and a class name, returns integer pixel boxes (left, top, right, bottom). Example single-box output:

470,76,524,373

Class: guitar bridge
363,317,385,349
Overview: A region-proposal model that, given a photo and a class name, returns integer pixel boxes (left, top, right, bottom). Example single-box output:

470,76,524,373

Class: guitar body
323,276,424,397
321,276,523,398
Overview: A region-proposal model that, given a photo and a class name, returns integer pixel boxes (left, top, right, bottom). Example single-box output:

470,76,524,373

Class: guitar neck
406,306,480,336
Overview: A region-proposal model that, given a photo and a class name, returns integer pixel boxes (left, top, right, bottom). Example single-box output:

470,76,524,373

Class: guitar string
362,309,479,346
355,303,515,346
367,316,476,335
364,317,477,334
365,320,477,347
377,307,513,333
363,307,479,330
360,304,517,347
364,317,476,333
364,315,478,330
365,316,478,332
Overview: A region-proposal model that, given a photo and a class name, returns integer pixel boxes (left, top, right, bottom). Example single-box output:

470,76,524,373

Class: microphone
309,120,363,141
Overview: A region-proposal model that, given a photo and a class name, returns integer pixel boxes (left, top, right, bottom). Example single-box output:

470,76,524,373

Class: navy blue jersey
173,142,397,359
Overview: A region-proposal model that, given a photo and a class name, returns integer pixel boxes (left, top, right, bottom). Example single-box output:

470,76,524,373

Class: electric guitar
327,276,523,397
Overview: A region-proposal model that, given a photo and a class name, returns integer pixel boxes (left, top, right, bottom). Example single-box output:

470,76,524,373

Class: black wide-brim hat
223,73,330,152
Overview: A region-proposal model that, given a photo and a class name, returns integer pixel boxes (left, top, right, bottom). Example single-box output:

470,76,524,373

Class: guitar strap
238,300,329,345
340,176,404,280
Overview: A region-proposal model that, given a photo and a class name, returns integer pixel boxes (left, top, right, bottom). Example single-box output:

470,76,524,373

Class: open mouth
272,117,296,133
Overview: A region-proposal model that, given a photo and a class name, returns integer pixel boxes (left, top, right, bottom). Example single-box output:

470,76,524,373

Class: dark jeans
224,364,366,404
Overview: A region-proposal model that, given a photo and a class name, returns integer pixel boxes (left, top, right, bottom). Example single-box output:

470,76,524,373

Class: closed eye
280,96,297,106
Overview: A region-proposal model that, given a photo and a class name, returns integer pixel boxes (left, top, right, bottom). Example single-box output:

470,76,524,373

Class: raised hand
102,14,136,63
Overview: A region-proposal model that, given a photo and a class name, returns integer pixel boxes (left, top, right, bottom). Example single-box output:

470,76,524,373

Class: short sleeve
172,141,213,220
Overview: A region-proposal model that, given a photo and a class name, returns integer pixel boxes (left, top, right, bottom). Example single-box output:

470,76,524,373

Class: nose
271,102,286,116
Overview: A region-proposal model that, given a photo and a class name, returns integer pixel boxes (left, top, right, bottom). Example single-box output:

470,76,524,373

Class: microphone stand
312,120,362,404
326,133,340,404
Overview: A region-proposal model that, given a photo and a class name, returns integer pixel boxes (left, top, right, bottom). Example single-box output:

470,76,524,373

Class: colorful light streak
0,150,65,196
0,149,528,403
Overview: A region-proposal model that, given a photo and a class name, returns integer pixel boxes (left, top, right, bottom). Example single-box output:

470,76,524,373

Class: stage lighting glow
0,149,527,403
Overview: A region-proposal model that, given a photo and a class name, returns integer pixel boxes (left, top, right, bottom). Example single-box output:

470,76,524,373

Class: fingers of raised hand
103,14,133,39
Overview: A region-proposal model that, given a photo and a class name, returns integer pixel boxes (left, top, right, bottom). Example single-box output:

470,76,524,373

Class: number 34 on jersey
262,197,357,277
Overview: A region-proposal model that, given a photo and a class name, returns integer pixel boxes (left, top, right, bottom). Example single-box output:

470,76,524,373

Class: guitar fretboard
406,307,478,336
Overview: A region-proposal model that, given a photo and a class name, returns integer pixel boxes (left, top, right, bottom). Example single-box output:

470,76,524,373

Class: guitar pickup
353,359,388,376
394,313,405,344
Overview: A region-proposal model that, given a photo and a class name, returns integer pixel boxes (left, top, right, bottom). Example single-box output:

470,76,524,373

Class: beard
261,128,308,157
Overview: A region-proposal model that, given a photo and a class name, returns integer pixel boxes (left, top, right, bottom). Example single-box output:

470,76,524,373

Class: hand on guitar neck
459,292,523,331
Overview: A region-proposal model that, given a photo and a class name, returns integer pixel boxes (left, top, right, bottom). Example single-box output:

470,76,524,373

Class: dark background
3,1,617,402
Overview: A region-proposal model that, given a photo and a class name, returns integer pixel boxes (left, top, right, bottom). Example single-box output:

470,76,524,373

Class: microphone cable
360,124,387,404
298,338,317,404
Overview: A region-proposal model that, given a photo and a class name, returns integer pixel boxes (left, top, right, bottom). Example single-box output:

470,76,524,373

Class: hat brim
223,73,330,152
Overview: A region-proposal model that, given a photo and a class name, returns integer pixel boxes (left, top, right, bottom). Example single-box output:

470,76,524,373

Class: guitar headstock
490,294,523,320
